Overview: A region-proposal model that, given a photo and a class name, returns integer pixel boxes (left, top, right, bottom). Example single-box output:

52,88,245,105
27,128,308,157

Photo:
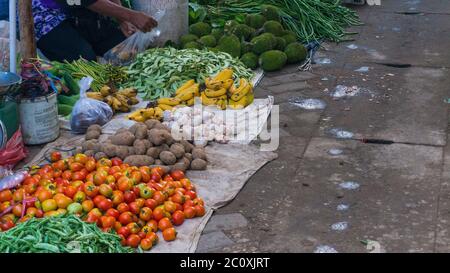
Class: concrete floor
197,0,450,253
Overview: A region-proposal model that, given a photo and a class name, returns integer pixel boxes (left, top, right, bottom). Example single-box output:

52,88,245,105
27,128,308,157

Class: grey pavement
197,0,450,253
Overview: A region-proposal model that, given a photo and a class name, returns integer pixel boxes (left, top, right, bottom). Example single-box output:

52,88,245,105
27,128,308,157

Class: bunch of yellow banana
228,78,254,110
127,106,164,122
201,68,234,110
86,85,139,113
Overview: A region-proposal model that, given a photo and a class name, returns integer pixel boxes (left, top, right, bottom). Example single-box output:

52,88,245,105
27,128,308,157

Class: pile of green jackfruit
179,5,308,72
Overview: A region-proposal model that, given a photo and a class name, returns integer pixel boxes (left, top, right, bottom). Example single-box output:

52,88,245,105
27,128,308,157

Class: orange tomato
105,175,116,185
71,171,86,181
130,171,142,184
13,188,25,202
118,177,132,192
85,159,96,172
62,170,72,180
183,206,196,219
74,153,88,164
139,207,152,221
157,217,173,231
12,204,23,217
194,205,206,217
69,162,84,172
0,190,13,202
97,158,112,168
162,227,177,241
140,238,153,251
164,201,177,214
152,191,166,205
82,200,94,212
146,232,159,246
93,170,107,186
171,210,185,226
117,203,129,213
112,191,124,206
170,170,185,181
152,206,165,221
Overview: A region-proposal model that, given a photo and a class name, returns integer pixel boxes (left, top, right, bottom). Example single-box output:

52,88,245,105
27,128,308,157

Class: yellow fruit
86,92,104,100
204,88,227,98
205,77,223,90
246,92,254,105
157,97,181,106
131,115,146,122
111,97,123,110
100,85,111,97
128,97,139,105
222,79,234,90
175,84,199,101
214,68,233,82
186,98,195,106
175,80,196,96
229,79,252,102
158,104,173,111
141,108,155,119
154,107,163,119
127,110,142,120
118,88,138,98
201,92,218,106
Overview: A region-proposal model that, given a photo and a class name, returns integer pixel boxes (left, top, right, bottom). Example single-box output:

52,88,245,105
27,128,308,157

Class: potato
148,129,168,146
155,159,163,165
172,162,187,172
94,152,108,161
145,119,161,130
170,143,185,159
135,126,148,140
110,131,135,146
84,150,95,157
124,155,155,166
87,124,102,133
82,139,100,152
165,135,175,146
128,123,145,135
115,146,129,160
190,158,207,170
100,144,117,158
146,147,162,159
133,139,148,155
192,147,207,161
160,144,170,152
85,130,101,140
128,147,136,155
184,153,192,162
180,140,194,153
159,151,177,165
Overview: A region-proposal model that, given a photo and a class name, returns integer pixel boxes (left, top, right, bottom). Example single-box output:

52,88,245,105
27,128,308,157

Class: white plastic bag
103,10,165,65
70,77,113,134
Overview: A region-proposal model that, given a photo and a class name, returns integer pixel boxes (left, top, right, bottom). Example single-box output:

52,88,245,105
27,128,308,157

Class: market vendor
32,0,158,62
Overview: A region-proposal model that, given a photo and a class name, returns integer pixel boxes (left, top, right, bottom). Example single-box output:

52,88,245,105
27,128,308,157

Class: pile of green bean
191,0,362,43
124,47,254,99
0,215,134,253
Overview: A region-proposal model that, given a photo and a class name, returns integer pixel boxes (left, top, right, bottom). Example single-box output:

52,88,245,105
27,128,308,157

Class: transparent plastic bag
70,77,113,134
103,10,165,65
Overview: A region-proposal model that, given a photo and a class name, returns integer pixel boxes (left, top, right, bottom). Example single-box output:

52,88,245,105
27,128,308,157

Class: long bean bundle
0,215,134,253
191,0,362,42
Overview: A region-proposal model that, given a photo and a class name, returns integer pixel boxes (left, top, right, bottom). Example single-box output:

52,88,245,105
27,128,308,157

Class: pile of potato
79,120,207,171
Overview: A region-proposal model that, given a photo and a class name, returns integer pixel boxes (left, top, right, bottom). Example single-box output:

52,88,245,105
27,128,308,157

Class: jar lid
0,120,6,150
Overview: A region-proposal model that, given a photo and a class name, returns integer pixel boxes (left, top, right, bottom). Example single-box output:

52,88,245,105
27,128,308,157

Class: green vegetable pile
50,59,128,92
124,47,254,99
180,8,308,72
0,215,134,253
190,0,361,43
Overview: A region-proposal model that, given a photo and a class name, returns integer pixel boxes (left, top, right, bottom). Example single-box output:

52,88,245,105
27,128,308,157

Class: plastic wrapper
0,127,27,167
70,77,113,134
0,170,27,191
103,10,165,65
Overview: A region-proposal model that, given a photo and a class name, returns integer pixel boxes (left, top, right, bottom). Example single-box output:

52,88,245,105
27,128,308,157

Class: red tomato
171,193,185,204
0,190,12,202
111,191,124,206
162,227,177,241
119,212,134,225
170,170,185,181
146,232,159,246
118,177,132,192
117,203,130,213
126,222,141,234
117,226,130,238
83,182,99,198
144,199,158,210
172,210,185,226
183,206,196,219
100,215,116,228
63,186,77,199
150,173,161,182
140,238,153,250
126,234,141,248
106,208,120,219
185,190,197,200
50,151,62,162
97,199,113,211
85,159,96,172
129,202,141,215
194,205,206,217
152,206,165,221
111,157,123,166
93,195,106,206
157,217,173,231
0,219,15,231
123,191,136,203
69,162,84,172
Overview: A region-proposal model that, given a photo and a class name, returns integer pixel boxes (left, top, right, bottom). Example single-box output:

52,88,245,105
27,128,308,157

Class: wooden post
18,0,37,61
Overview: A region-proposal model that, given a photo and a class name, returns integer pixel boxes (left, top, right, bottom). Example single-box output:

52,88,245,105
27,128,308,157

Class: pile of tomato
0,152,206,250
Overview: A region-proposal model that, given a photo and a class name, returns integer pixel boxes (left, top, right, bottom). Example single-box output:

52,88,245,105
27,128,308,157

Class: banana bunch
86,85,139,113
228,78,254,110
201,68,234,110
127,106,164,122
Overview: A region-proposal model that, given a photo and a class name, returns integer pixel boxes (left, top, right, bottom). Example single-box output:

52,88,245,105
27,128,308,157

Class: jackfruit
189,22,212,37
180,34,199,46
251,33,276,55
224,20,239,33
259,50,287,72
241,41,253,55
240,52,259,70
263,20,284,37
217,34,241,58
245,14,267,29
274,37,287,51
284,42,308,64
231,24,255,41
211,28,224,41
199,35,217,47
281,30,297,45
261,5,280,22
183,41,202,50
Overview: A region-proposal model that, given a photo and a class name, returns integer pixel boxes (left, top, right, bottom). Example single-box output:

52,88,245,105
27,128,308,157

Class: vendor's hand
120,21,137,37
130,12,158,33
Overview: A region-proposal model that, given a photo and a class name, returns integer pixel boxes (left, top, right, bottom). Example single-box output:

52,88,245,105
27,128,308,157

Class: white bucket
132,0,189,46
19,92,59,145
